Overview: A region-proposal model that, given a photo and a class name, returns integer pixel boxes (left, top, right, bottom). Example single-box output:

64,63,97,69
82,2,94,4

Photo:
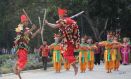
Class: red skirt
17,48,28,70
63,41,76,64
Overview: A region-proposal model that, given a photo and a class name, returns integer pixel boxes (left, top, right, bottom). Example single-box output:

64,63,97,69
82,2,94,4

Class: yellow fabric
50,43,62,72
116,60,120,69
112,49,117,61
53,51,62,62
87,51,94,61
100,41,113,71
54,62,61,72
101,41,113,62
112,60,120,70
86,44,97,71
80,63,87,72
50,43,62,63
111,43,121,70
79,51,87,63
79,44,88,72
87,61,94,70
105,61,113,70
50,43,62,50
104,50,112,62
64,62,70,70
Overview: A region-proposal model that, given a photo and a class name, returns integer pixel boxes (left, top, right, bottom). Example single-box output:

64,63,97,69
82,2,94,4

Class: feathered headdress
58,8,67,16
20,14,28,23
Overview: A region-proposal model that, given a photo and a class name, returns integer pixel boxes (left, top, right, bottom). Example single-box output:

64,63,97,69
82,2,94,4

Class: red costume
14,15,29,70
40,45,49,57
57,8,80,64
16,48,28,70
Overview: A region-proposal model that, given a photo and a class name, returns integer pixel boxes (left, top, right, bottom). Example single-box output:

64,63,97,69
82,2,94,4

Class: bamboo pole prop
38,16,42,29
70,11,84,19
22,9,33,25
42,9,47,30
38,16,43,43
41,9,47,43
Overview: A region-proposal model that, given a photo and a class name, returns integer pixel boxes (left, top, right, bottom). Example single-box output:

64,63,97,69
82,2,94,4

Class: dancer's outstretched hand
32,24,37,30
38,28,42,33
44,20,49,25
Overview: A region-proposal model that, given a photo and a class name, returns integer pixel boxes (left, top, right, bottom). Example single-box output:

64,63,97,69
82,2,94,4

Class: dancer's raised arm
44,20,60,29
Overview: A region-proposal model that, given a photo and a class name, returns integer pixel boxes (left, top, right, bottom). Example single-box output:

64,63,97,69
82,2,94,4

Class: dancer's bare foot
17,70,22,79
107,70,109,73
14,69,18,75
109,70,112,73
18,73,22,79
66,68,69,71
75,67,78,75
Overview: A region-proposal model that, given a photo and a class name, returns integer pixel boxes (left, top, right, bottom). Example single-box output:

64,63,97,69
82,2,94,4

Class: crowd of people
39,32,131,73
0,48,16,55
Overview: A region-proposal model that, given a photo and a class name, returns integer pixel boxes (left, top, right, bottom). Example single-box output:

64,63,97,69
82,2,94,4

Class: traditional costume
39,44,49,70
99,32,114,73
46,8,80,75
121,38,130,65
49,34,63,72
14,15,30,70
86,43,97,71
14,14,41,79
61,44,70,71
78,38,88,72
56,8,80,65
112,42,121,71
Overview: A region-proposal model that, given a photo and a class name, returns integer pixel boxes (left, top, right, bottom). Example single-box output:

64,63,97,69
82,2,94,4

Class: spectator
39,40,49,70
94,42,101,65
11,47,16,55
0,48,2,55
2,48,5,54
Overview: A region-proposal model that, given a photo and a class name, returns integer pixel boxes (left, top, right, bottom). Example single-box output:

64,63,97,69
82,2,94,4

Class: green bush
0,54,48,74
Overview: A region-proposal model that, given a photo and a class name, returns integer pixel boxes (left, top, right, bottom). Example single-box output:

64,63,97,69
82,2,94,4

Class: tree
0,0,131,48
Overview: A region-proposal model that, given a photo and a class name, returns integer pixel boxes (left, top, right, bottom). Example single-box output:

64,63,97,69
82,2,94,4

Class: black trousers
42,57,48,70
95,54,100,65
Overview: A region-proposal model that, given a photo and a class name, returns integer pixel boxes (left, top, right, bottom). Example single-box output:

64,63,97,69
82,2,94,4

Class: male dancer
14,14,41,79
45,8,80,75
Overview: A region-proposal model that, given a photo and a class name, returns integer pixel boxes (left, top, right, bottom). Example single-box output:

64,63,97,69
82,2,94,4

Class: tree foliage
0,0,131,48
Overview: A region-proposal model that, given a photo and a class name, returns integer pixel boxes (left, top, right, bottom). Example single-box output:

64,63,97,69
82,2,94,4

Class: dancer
78,37,88,73
112,36,121,71
49,34,63,73
39,40,49,70
62,44,70,71
14,14,41,79
45,8,80,75
99,32,113,73
121,37,130,65
86,37,97,71
94,42,101,65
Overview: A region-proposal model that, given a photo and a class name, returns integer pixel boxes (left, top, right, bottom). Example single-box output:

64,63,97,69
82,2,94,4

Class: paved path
1,64,131,79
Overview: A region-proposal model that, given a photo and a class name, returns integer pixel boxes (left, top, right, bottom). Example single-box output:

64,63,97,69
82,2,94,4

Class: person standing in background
121,37,130,65
39,40,49,70
94,42,101,65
